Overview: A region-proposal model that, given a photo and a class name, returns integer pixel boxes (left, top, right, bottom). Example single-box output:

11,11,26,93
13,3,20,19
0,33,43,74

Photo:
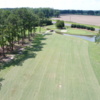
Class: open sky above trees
0,0,100,10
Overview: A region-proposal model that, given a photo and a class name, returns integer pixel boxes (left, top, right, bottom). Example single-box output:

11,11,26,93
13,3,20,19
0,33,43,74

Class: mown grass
88,42,100,84
0,33,100,100
35,26,47,33
66,28,97,35
0,34,45,75
45,25,57,30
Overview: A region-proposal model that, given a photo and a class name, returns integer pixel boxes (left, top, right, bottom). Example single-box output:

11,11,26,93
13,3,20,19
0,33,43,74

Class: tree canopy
56,20,65,29
0,8,54,57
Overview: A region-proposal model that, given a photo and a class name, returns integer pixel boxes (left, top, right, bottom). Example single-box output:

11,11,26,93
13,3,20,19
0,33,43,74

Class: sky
0,0,100,10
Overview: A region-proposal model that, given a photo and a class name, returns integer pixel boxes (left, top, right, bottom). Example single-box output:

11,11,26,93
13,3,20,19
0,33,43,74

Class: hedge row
71,24,95,31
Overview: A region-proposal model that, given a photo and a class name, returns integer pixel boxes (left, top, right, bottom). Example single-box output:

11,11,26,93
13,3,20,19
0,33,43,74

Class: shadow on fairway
0,78,4,90
0,34,47,69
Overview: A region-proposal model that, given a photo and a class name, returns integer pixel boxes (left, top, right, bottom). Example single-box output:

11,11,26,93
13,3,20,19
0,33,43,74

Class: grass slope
0,33,100,100
67,28,96,35
88,42,100,84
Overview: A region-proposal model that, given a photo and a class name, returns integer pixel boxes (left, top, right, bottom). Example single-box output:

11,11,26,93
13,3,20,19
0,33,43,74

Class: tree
56,20,65,29
6,13,20,51
54,11,60,18
95,29,100,43
0,9,10,57
37,12,45,33
0,7,55,58
0,25,6,57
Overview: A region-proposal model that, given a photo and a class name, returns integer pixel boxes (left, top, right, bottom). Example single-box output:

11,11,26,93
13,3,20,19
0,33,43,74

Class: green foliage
60,10,100,16
95,29,100,43
43,19,53,25
54,11,60,18
33,8,59,18
0,34,45,69
0,8,45,57
56,20,65,29
71,24,95,31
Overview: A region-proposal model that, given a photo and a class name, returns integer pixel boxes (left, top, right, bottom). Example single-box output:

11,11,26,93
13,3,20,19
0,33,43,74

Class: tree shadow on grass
0,78,4,90
0,78,4,82
0,34,46,69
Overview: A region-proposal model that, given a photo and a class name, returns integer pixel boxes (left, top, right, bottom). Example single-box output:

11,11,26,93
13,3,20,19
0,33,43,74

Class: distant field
52,15,100,26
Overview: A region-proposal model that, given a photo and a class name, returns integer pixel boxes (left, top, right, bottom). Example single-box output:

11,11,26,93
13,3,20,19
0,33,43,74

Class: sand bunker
58,84,62,88
61,30,67,32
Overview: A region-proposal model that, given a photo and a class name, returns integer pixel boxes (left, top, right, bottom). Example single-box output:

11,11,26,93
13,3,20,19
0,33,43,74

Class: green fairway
0,33,100,100
36,27,47,33
67,28,96,35
45,25,57,30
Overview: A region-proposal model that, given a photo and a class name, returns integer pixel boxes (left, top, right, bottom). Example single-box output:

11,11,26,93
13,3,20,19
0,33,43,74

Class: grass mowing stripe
33,44,56,100
0,35,49,100
78,40,100,99
19,34,58,100
74,41,90,100
35,35,60,100
0,33,100,100
88,42,100,84
52,35,64,100
0,58,36,100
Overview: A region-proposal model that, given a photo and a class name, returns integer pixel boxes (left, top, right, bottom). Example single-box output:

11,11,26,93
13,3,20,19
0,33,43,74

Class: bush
43,19,53,26
71,24,95,31
71,24,77,28
56,20,65,29
90,27,95,31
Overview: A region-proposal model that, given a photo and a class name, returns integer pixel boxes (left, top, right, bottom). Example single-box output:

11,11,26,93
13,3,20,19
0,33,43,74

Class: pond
63,34,96,42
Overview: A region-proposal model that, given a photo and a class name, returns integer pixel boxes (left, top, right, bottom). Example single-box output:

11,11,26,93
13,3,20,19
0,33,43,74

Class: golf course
0,28,100,100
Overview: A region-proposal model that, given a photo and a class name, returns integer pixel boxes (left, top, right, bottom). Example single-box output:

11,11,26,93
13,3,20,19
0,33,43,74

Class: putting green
0,33,100,100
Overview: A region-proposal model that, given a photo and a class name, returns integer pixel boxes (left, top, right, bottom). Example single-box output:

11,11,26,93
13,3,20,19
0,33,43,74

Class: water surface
64,34,96,42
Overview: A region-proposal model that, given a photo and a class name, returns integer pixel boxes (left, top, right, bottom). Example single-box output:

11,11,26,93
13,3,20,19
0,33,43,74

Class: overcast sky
0,0,100,10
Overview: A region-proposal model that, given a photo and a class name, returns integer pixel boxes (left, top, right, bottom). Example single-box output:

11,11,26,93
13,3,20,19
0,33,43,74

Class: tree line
0,8,54,57
60,10,100,16
3,8,60,18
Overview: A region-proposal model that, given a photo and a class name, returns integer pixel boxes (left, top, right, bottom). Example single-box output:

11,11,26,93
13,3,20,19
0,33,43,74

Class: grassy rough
88,42,100,84
67,28,96,35
0,33,100,100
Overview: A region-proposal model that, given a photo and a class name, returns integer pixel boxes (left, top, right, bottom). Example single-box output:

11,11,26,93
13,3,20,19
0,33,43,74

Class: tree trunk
39,26,41,33
23,29,26,38
17,35,20,44
2,45,5,57
21,29,24,45
11,35,14,52
28,30,31,41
